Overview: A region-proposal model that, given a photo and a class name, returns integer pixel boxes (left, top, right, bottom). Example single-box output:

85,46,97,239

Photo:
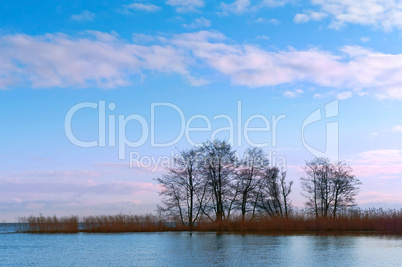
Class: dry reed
19,215,79,233
18,209,402,235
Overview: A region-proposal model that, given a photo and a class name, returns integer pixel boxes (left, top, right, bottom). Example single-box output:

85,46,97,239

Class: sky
0,0,401,221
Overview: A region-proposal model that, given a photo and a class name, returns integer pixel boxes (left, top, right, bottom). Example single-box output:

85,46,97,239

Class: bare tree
199,140,237,222
331,161,361,218
257,167,293,218
279,169,293,218
156,148,209,227
301,157,360,219
157,140,296,223
301,157,333,218
234,147,268,221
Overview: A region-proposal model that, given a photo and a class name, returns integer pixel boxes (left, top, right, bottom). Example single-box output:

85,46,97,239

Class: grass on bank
17,209,402,235
18,215,79,233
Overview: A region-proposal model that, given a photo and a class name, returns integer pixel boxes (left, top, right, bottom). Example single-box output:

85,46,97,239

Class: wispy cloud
349,149,402,179
337,91,352,100
256,35,270,40
0,32,191,88
360,37,370,42
302,0,402,31
294,11,327,23
260,0,289,8
391,125,402,133
255,18,280,24
71,10,95,21
183,17,211,28
220,0,251,15
2,31,402,99
0,180,158,195
220,0,288,15
368,124,402,137
0,168,161,220
166,0,205,13
172,32,402,99
357,191,402,204
0,199,158,221
123,2,161,12
283,89,303,98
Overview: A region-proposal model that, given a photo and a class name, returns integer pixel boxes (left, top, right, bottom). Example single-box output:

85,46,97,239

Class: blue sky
0,0,401,221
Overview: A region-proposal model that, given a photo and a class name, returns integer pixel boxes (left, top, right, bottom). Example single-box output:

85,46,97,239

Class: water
1,225,402,266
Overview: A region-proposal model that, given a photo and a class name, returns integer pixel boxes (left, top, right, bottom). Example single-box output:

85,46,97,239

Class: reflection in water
1,231,402,266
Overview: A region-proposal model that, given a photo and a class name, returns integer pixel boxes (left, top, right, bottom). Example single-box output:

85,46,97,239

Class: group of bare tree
157,140,361,226
156,140,293,226
301,157,361,219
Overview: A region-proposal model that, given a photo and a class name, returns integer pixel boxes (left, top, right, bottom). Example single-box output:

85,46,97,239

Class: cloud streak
300,0,402,31
350,149,402,180
0,31,190,88
183,17,211,28
71,10,96,21
1,31,402,99
0,180,158,195
123,3,161,12
166,0,205,13
221,0,251,15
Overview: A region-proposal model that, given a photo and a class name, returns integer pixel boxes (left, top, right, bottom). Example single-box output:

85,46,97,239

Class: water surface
1,227,401,266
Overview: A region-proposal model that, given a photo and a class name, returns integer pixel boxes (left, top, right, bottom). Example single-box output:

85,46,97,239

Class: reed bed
19,215,79,233
82,214,171,233
18,209,402,235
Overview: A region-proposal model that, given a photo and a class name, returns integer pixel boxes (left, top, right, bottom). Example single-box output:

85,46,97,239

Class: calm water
1,225,402,266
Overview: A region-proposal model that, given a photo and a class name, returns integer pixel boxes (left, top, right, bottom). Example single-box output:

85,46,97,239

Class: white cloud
357,191,402,204
71,10,95,21
294,11,327,23
391,125,402,133
0,179,158,195
0,32,191,88
308,0,402,31
166,0,205,13
173,33,402,99
294,14,310,23
2,31,402,99
261,0,288,7
309,11,328,20
256,18,280,24
352,150,402,165
131,33,157,43
337,91,352,100
283,89,303,98
183,17,211,28
350,149,402,179
220,0,289,15
360,37,370,42
86,30,119,42
256,35,270,40
313,93,324,98
0,167,161,220
221,0,251,15
123,3,161,12
369,125,402,137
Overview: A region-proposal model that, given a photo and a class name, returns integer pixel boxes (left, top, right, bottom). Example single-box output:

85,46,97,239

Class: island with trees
17,140,401,235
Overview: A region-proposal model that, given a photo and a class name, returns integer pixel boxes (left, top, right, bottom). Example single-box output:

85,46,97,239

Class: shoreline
5,209,401,235
3,229,402,237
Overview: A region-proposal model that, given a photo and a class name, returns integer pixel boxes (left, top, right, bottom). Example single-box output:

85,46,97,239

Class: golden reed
18,209,402,235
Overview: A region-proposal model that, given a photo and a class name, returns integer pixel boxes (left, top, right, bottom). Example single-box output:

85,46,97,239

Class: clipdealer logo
64,99,339,168
64,101,286,160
